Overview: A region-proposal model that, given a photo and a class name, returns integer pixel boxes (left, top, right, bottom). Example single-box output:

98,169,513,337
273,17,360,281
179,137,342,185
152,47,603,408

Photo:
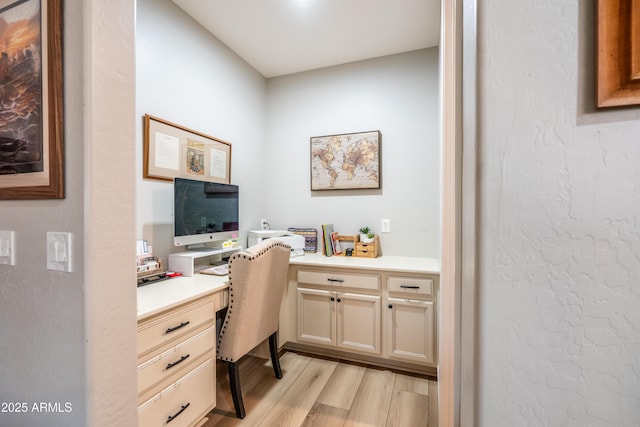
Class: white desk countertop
137,254,439,320
289,252,440,275
137,274,229,320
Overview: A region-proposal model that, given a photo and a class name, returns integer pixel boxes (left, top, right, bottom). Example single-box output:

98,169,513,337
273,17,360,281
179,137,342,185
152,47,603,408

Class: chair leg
268,332,283,379
227,361,246,419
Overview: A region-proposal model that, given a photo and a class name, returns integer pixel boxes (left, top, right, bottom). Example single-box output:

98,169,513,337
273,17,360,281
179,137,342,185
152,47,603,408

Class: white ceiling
171,0,441,78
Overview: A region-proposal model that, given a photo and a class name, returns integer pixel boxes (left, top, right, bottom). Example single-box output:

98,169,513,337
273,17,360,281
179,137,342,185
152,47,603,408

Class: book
322,224,334,256
331,231,342,255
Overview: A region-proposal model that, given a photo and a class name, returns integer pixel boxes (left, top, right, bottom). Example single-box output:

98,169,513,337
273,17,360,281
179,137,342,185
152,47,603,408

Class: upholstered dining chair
216,239,292,419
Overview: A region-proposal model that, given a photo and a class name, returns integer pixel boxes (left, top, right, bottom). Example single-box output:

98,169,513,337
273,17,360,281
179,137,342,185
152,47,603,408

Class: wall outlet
381,219,391,233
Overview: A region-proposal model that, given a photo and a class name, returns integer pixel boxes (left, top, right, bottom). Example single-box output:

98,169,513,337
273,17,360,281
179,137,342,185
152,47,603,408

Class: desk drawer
138,358,215,427
298,270,379,291
138,299,215,356
138,326,215,394
388,276,434,296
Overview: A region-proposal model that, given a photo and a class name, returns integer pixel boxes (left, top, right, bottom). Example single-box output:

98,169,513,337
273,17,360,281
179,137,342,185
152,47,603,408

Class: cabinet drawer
138,326,215,394
298,270,379,291
138,358,215,427
388,276,434,296
138,299,215,356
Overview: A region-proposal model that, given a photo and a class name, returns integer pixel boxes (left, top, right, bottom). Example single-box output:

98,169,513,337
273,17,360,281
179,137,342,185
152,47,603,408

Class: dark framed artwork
310,130,381,190
597,0,640,107
0,0,64,199
143,114,232,184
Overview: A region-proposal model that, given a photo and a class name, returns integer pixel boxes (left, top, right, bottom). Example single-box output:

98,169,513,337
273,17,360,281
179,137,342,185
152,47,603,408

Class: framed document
143,114,232,183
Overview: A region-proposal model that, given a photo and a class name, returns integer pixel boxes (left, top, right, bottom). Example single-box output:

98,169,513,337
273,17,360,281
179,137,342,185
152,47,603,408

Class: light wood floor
202,351,438,427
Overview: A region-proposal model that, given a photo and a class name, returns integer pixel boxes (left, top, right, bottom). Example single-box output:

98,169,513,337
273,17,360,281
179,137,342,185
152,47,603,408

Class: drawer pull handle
166,354,190,370
327,278,344,283
400,285,420,289
166,402,190,424
165,321,190,334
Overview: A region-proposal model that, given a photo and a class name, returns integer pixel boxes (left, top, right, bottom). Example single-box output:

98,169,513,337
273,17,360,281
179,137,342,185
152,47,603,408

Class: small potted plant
359,226,375,243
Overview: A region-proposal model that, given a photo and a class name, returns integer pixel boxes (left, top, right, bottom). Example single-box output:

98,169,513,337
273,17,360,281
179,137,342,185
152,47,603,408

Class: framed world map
310,130,381,191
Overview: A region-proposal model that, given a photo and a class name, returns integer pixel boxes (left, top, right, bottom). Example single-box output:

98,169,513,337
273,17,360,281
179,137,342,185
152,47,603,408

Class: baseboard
282,342,437,380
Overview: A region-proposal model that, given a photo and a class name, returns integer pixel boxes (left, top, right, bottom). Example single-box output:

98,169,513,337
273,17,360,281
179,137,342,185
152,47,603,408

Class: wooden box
355,236,380,258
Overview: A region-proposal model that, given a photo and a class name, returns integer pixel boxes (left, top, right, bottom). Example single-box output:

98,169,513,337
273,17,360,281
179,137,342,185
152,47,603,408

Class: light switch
47,232,72,272
0,230,16,266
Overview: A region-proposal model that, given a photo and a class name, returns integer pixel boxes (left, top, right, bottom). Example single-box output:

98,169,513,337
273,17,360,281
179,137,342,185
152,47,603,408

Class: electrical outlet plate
0,230,16,266
381,219,391,233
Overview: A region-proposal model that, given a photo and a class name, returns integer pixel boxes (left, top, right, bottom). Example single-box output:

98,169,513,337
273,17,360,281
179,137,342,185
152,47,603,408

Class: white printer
247,230,305,257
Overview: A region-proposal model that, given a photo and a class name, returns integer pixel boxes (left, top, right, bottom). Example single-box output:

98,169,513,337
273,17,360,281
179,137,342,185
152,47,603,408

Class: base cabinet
137,295,219,427
297,287,381,354
286,258,439,375
384,297,435,364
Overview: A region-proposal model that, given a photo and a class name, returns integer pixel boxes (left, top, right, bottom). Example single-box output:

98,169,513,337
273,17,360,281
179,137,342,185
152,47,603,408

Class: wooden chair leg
268,332,283,379
227,361,246,419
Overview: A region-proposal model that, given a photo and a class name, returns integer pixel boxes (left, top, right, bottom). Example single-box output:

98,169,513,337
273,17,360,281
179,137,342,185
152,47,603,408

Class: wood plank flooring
202,351,437,427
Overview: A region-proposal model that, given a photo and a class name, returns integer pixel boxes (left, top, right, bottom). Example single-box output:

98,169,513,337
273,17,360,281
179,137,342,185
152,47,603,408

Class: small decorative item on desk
359,226,375,243
355,236,380,258
222,239,239,249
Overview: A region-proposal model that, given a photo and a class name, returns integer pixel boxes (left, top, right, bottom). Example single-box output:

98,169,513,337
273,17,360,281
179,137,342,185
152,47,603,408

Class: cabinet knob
330,297,335,301
337,298,342,303
388,304,393,309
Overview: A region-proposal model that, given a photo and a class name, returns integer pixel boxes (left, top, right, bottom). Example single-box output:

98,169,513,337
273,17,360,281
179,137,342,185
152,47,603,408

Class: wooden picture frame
143,114,232,184
310,130,381,191
597,0,640,107
0,0,64,199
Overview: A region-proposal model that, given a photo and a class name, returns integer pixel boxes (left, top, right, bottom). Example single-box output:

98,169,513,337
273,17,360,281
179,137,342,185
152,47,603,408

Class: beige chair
216,240,291,419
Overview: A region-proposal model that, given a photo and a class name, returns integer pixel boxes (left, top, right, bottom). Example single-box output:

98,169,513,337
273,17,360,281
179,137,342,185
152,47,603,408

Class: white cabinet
297,287,381,354
137,294,221,427
286,256,440,374
383,274,438,366
384,297,435,364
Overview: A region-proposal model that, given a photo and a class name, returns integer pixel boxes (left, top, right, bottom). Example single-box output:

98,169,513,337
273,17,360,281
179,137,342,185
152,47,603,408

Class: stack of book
321,224,342,256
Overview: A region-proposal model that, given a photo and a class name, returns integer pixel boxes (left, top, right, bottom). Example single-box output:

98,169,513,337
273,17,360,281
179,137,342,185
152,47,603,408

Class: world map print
310,131,380,190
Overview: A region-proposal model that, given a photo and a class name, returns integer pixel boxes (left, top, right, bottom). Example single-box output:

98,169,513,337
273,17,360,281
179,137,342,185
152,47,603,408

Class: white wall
137,2,441,260
477,1,640,425
266,49,440,257
0,5,87,426
136,0,268,261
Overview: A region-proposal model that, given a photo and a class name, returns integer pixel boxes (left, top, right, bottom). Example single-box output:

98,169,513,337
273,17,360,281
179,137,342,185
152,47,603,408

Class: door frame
440,0,477,426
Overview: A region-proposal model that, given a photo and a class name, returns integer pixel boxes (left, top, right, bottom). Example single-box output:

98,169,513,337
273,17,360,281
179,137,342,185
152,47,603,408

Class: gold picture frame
143,114,232,183
310,130,381,190
597,0,640,107
0,0,64,199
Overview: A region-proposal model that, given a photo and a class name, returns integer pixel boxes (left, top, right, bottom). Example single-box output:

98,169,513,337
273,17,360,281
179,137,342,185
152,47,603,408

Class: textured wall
477,1,640,425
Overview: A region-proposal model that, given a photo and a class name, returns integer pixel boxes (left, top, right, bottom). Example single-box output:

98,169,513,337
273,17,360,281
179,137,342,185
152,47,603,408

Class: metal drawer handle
165,321,190,334
327,278,344,283
400,285,420,289
166,403,190,424
166,354,190,370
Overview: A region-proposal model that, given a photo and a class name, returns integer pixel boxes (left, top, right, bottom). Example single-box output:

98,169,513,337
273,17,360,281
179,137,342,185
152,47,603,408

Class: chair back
217,240,291,362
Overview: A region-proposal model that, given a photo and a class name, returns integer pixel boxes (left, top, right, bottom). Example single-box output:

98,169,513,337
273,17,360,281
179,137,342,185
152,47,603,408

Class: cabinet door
337,292,381,354
385,297,435,365
297,288,336,347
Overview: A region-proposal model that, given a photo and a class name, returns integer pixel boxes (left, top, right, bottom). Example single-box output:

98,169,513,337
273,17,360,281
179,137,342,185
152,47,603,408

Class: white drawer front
298,270,379,291
138,326,215,394
138,299,215,356
387,276,434,296
138,358,215,427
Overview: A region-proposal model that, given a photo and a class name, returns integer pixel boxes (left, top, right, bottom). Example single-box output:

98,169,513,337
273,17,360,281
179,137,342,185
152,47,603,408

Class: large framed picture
597,0,640,107
0,0,64,199
310,130,381,190
143,114,232,184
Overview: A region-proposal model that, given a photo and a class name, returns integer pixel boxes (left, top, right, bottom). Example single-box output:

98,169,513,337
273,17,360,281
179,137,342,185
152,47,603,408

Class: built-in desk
136,275,228,427
281,253,440,377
